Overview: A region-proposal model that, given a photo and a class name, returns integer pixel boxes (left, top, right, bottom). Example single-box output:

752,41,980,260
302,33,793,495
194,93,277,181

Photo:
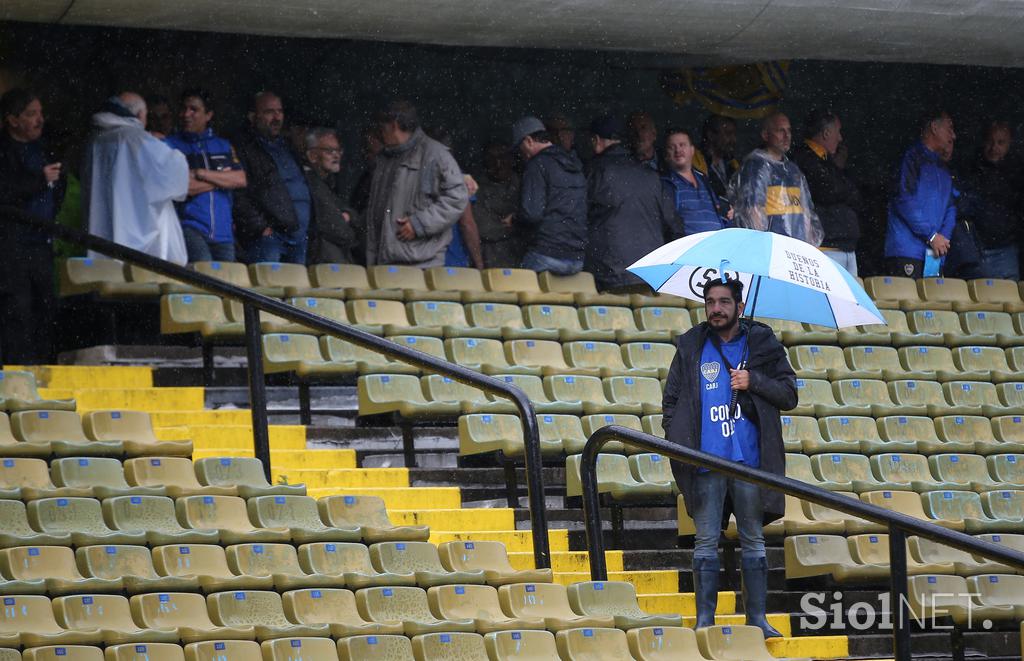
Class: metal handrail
580,425,1024,661
3,206,551,570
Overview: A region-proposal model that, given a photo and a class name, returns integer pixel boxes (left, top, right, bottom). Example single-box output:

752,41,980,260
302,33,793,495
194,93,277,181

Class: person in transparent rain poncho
728,112,824,246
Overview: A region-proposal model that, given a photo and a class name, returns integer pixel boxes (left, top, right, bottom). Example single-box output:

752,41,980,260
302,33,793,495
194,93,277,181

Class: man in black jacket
791,109,861,275
0,89,64,364
584,115,682,292
662,278,796,638
512,116,587,275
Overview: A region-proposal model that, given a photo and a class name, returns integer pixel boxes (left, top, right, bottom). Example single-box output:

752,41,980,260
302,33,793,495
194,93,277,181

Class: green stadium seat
319,494,430,544
411,631,487,660
539,271,631,307
642,414,664,438
337,634,414,660
437,540,552,587
923,490,1018,533
991,415,1024,453
555,627,634,660
0,411,51,458
907,574,1015,625
183,640,262,661
369,541,484,588
928,453,1011,492
103,495,219,545
953,346,1017,383
0,371,76,412
782,415,853,454
53,594,178,645
580,414,642,453
260,637,338,661
129,592,255,643
484,629,559,660
982,490,1024,526
909,536,1015,575
634,306,692,339
966,574,1024,616
75,544,198,594
297,542,415,590
789,378,869,417
282,587,405,638
498,582,615,632
936,416,1007,456
833,379,911,417
458,414,562,459
151,544,274,593
888,380,972,417
580,306,669,343
424,266,517,304
192,261,283,297
604,376,663,414
522,305,613,342
386,335,448,365
820,415,903,454
630,454,677,493
967,278,1024,313
408,301,500,339
487,376,578,416
565,453,673,500
247,495,361,544
444,338,538,377
566,342,659,378
368,265,460,302
357,374,461,419
697,624,807,661
420,374,492,414
547,376,642,416
863,275,938,311
160,293,245,339
538,413,589,453
627,626,710,661
29,497,147,546
51,457,164,499
309,264,401,301
0,594,103,646
206,590,329,641
84,411,192,458
860,490,964,531
13,410,123,458
0,544,121,595
810,453,902,492
227,543,344,591
899,346,984,382
784,534,890,581
0,499,71,547
843,346,898,379
355,585,475,636
259,297,352,334
946,381,1023,417
426,584,544,633
464,303,558,341
789,345,869,380
908,310,996,348
568,580,682,630
988,453,1024,487
320,336,419,376
482,268,574,306
919,277,1002,313
105,642,185,661
870,453,964,492
876,415,964,456
507,340,599,378
122,457,236,499
0,457,89,501
848,534,954,575
176,495,291,544
195,457,303,498
960,311,1022,347
786,453,841,490
621,343,676,380
347,299,441,337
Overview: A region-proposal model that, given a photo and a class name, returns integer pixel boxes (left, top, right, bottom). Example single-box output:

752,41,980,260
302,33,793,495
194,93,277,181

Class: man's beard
709,311,738,330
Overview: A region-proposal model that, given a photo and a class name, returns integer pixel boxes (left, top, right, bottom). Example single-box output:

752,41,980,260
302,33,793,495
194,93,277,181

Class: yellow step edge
40,387,206,411
270,449,357,470
154,426,190,442
768,634,848,659
193,448,253,460
430,529,570,554
283,468,410,489
190,425,306,450
680,613,791,636
391,508,515,531
153,410,253,426
507,550,624,573
553,569,678,595
6,365,153,389
305,487,461,510
640,592,738,617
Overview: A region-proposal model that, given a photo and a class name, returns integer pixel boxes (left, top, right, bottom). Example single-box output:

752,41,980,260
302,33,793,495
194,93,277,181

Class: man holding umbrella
661,277,797,638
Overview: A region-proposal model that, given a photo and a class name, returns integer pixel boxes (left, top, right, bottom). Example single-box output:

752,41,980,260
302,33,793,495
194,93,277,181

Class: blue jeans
957,247,1020,281
692,472,766,560
520,251,583,276
182,226,235,263
250,228,308,265
824,250,858,277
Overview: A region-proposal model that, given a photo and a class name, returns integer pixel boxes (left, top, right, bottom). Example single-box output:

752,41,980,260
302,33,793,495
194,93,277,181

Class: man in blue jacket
165,89,247,262
884,110,957,278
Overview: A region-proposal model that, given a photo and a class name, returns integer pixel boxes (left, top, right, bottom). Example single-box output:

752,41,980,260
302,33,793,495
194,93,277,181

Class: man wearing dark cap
512,116,587,275
585,115,682,292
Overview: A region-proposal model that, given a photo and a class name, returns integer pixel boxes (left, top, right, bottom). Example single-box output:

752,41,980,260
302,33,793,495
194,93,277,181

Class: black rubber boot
741,555,783,638
692,556,720,628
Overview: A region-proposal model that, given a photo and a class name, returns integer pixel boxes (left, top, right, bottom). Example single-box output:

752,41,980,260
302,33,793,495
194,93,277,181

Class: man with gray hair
83,91,190,263
303,127,357,264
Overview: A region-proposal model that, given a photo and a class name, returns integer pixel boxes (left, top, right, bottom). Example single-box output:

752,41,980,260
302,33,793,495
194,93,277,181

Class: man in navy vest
662,278,796,638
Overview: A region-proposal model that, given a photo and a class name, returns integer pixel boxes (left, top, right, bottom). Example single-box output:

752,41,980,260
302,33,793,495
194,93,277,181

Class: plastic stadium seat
620,342,675,379
568,581,682,630
888,380,968,417
183,640,263,661
84,411,192,458
629,454,677,493
259,297,351,335
0,594,103,646
909,537,1015,575
843,346,897,379
483,268,574,305
247,263,335,300
936,415,1007,456
319,495,429,544
103,494,219,545
961,311,1022,347
22,646,103,661
781,494,853,536
789,345,864,380
308,263,401,301
789,378,868,417
445,338,540,377
0,544,122,594
53,594,178,645
160,294,244,339
875,415,963,456
355,586,475,636
954,346,1016,383
122,457,236,499
996,383,1024,412
297,542,415,590
634,306,692,338
337,634,414,660
781,415,844,454
539,271,631,307
190,261,281,297
837,309,902,347
565,453,673,500
988,453,1024,487
907,574,1015,625
408,301,499,339
833,379,921,417
929,453,1010,492
899,346,989,383
458,413,561,459
130,593,255,643
982,490,1024,526
426,584,544,633
547,375,643,416
0,371,76,412
176,495,291,544
357,374,461,419
810,453,901,492
870,453,963,492
966,574,1024,616
420,374,492,414
627,626,711,661
641,414,664,438
517,306,608,343
51,457,165,499
604,376,662,414
536,414,588,454
260,637,338,661
247,495,360,544
282,587,404,638
0,499,70,548
848,534,953,575
437,540,552,587
227,543,345,591
346,299,440,337
464,303,557,341
968,278,1024,312
924,490,1019,533
320,336,419,376
0,411,51,458
29,497,146,546
58,257,145,298
368,265,460,302
864,275,936,311
206,590,329,641
386,335,448,365
369,541,484,589
944,381,1020,417
579,414,642,453
991,416,1024,453
498,582,615,632
698,625,807,660
151,544,273,593
784,534,889,581
262,333,354,377
424,266,516,304
785,452,830,489
820,415,903,455
0,457,86,500
483,629,559,660
908,310,996,348
555,627,634,660
919,277,1002,313
579,306,669,343
860,490,964,531
565,341,659,378
13,410,123,458
194,457,304,499
105,642,185,661
76,544,198,594
482,375,577,415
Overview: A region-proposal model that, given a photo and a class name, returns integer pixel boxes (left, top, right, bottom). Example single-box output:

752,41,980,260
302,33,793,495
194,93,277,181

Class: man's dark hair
0,88,38,120
251,90,280,111
379,99,419,132
704,278,744,303
982,119,1012,141
180,88,215,114
701,115,735,144
527,129,552,144
804,108,839,138
663,126,694,145
919,108,950,134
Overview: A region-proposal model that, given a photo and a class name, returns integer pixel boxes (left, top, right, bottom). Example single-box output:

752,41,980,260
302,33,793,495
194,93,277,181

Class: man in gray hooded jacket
364,100,469,267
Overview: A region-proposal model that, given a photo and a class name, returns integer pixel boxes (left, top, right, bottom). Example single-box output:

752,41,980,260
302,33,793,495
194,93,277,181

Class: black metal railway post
888,526,912,661
243,304,272,482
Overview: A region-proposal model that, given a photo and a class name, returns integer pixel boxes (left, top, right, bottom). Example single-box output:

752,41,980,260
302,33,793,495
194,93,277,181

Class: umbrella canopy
628,228,884,328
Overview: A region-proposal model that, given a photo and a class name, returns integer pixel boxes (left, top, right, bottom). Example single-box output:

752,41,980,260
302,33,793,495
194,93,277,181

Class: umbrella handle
730,359,747,419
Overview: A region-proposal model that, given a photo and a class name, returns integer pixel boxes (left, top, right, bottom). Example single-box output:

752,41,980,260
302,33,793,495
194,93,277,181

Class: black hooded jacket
662,319,797,526
517,144,588,261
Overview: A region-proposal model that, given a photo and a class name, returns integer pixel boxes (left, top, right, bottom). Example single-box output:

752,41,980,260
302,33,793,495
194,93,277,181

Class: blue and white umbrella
627,228,884,328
